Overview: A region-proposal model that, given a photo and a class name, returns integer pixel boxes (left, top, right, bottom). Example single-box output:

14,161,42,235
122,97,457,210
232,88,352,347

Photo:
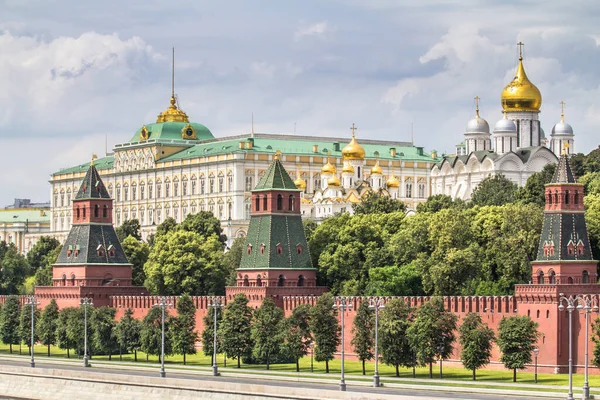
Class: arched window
537,271,544,284
536,310,540,318
277,194,283,210
82,207,86,218
565,190,570,204
94,204,99,218
289,195,294,211
76,207,80,219
247,244,252,255
549,270,556,284
547,191,552,205
575,191,580,205
568,276,574,284
554,190,559,204
263,195,268,210
255,196,260,211
70,274,76,286
278,275,285,287
62,274,67,286
243,275,249,287
297,275,305,287
256,275,262,287
103,205,108,218
583,270,590,284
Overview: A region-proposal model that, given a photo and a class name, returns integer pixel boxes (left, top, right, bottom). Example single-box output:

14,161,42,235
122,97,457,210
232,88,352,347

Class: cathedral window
277,194,283,210
243,275,249,287
297,275,305,287
554,190,558,204
537,271,544,284
256,275,262,287
82,207,86,219
547,191,552,205
549,270,556,284
278,275,285,287
289,195,295,211
76,207,80,220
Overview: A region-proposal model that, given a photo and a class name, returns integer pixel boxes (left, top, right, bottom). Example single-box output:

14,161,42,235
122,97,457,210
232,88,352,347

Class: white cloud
294,21,329,41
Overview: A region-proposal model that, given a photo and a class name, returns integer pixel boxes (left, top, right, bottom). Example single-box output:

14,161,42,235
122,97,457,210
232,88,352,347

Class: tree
90,307,118,360
170,294,197,365
0,245,31,294
497,315,539,382
471,174,518,206
584,147,600,174
309,293,340,373
201,303,223,360
56,307,78,358
155,217,177,239
26,236,60,271
115,308,141,361
121,236,150,287
116,219,141,242
219,294,253,368
179,211,227,244
365,263,424,297
19,302,40,355
406,297,457,378
144,231,226,295
38,299,59,356
140,307,172,362
251,297,285,369
351,300,374,375
417,194,465,213
0,296,21,353
516,163,556,207
283,304,312,372
459,313,495,380
352,191,407,215
302,219,319,243
66,307,91,357
34,246,61,286
379,299,415,376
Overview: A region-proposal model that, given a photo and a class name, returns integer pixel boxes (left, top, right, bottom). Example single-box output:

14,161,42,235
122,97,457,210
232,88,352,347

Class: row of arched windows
546,189,579,206
254,194,296,212
537,270,589,284
241,274,305,287
75,205,109,220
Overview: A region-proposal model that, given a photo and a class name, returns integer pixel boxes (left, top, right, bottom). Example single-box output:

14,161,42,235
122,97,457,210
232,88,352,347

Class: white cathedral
431,48,575,200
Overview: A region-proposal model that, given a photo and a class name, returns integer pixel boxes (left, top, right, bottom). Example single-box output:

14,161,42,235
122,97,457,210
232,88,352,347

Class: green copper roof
0,209,50,224
54,156,114,176
129,121,213,143
253,158,298,191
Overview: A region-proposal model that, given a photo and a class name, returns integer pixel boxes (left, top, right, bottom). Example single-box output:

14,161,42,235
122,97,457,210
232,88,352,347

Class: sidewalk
0,353,587,399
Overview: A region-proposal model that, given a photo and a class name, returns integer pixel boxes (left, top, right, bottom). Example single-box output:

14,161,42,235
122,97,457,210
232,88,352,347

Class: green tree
201,303,223,360
379,299,415,376
34,246,61,286
121,236,150,287
219,294,253,368
140,306,172,362
115,308,141,361
579,172,600,195
66,307,91,357
497,315,539,382
351,300,374,375
302,219,319,243
417,194,465,213
352,191,407,215
144,231,226,295
26,236,61,271
56,307,78,358
570,152,586,177
0,245,31,294
179,211,227,244
116,219,141,242
19,302,40,355
471,174,518,206
90,307,118,360
365,263,424,296
38,299,59,356
170,294,197,365
584,148,600,174
585,194,600,261
251,297,285,369
283,304,312,372
516,163,556,206
309,293,340,373
0,296,20,353
459,313,495,380
155,217,177,239
406,297,457,378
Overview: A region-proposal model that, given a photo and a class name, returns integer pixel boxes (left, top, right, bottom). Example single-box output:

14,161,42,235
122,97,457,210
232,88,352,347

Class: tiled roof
551,154,576,183
536,213,593,261
55,224,130,265
253,158,298,191
75,165,111,200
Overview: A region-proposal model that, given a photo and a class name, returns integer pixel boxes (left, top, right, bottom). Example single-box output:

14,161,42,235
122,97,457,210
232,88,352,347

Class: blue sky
1,0,600,205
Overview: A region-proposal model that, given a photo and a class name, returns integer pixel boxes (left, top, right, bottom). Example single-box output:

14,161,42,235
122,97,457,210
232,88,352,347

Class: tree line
0,292,545,381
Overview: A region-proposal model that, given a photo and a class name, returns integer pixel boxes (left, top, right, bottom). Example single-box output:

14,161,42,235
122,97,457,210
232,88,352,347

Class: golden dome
342,162,355,174
321,157,337,175
501,56,542,112
342,123,366,160
294,174,307,190
328,174,341,187
371,159,383,175
157,95,190,123
386,172,400,188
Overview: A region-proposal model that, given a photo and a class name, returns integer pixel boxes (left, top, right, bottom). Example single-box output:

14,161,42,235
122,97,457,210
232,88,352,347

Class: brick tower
35,161,147,308
226,155,327,307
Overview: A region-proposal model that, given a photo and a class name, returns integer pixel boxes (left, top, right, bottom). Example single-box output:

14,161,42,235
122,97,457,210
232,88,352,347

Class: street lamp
333,297,352,392
208,297,225,376
558,294,576,400
576,295,599,400
369,297,385,387
153,297,172,378
79,297,93,368
24,296,40,368
437,342,444,379
533,347,539,384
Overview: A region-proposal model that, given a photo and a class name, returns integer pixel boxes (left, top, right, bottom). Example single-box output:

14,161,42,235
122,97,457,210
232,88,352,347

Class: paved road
0,358,562,400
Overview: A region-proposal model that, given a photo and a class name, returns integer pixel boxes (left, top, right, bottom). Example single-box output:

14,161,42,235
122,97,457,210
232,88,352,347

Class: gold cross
560,101,566,122
562,142,570,155
517,42,524,60
90,154,98,166
474,96,480,116
350,123,357,137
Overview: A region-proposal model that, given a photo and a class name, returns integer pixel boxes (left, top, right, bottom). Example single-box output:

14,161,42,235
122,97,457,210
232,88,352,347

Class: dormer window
67,245,73,257
577,241,585,255
567,242,575,255
276,243,283,254
260,244,265,255
97,244,105,257
107,244,115,257
247,244,252,255
296,244,303,254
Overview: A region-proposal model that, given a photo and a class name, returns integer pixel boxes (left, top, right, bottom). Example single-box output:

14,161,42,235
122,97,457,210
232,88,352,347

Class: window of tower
297,275,305,287
94,204,99,218
547,191,552,205
554,190,559,204
76,207,80,219
575,191,579,205
565,190,570,204
277,194,283,210
537,271,544,284
289,195,294,211
278,275,285,287
263,195,267,210
82,207,86,219
583,270,590,284
103,205,108,218
549,270,556,284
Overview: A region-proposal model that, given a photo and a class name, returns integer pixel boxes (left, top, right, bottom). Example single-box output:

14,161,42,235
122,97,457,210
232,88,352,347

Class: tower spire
517,41,524,61
474,96,480,117
171,47,175,100
560,100,566,123
350,123,357,138
156,47,189,123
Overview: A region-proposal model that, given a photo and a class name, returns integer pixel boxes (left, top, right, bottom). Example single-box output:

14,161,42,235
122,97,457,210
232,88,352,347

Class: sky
1,0,600,206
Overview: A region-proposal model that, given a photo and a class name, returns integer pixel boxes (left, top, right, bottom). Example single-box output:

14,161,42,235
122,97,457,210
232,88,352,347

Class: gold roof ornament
342,123,366,160
90,154,98,166
156,48,190,123
294,167,307,190
274,150,282,161
140,125,149,141
342,161,355,174
501,42,542,112
562,142,570,155
386,170,400,188
328,174,341,187
321,152,337,174
371,157,383,175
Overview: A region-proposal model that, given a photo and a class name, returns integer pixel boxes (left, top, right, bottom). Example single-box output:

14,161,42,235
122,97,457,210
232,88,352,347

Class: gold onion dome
294,175,307,190
157,95,190,123
328,174,341,187
501,55,542,112
321,158,337,174
386,173,400,188
342,162,355,174
342,124,366,160
371,159,383,175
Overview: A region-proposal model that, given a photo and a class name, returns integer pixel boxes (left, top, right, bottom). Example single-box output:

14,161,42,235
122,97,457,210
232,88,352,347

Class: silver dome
552,121,574,135
540,127,546,139
466,116,490,134
493,118,517,133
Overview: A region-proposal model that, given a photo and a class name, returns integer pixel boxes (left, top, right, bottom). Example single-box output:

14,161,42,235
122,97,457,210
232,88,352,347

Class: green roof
253,158,298,191
0,209,50,224
54,156,114,176
129,121,213,143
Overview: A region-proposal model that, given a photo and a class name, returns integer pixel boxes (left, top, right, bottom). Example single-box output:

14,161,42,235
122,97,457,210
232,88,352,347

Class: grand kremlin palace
49,94,435,242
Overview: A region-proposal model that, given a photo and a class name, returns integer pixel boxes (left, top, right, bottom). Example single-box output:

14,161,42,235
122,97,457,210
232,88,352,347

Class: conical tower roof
75,163,111,200
253,157,298,191
551,154,576,184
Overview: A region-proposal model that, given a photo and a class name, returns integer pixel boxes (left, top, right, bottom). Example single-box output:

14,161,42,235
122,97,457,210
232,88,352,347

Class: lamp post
369,297,385,387
576,295,599,400
333,297,352,391
533,347,539,384
437,342,445,379
24,296,40,368
79,297,93,368
153,297,172,378
208,297,225,376
558,294,576,400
